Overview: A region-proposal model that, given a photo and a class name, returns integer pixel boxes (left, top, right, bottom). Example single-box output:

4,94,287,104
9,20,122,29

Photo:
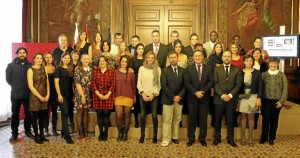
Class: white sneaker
161,141,169,147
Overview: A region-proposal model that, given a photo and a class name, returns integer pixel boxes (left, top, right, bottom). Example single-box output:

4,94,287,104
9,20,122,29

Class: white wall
0,0,23,121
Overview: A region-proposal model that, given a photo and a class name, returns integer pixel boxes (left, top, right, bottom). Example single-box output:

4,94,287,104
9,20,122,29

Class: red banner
12,43,58,62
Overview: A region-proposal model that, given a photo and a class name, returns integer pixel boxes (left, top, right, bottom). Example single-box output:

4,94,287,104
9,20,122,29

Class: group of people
6,30,287,148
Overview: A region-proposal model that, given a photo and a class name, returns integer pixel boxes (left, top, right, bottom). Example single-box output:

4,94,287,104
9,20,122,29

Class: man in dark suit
212,51,242,147
184,50,214,147
183,33,198,58
161,51,186,147
144,30,168,68
167,30,180,52
127,35,140,57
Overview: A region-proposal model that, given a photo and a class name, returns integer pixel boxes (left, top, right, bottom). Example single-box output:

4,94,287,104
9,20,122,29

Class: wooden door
129,2,200,46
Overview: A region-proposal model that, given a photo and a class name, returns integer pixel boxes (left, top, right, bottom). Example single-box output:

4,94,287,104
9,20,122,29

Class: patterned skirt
237,94,260,114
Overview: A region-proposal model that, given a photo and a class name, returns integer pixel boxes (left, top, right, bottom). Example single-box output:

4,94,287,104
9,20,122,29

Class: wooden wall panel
167,26,192,46
135,26,160,44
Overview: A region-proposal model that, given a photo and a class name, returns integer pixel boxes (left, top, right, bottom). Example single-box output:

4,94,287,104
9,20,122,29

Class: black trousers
261,99,282,141
214,102,236,141
187,102,209,141
10,97,32,135
32,109,47,136
58,97,72,136
44,96,58,130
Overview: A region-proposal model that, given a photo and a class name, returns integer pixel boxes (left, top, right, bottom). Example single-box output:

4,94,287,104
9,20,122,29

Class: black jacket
6,58,32,99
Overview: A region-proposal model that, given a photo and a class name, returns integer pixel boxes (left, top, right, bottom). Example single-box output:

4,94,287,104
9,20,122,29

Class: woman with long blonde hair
137,51,161,144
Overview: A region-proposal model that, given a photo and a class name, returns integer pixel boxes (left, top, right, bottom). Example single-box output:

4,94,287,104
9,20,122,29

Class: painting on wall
47,0,109,43
219,0,292,51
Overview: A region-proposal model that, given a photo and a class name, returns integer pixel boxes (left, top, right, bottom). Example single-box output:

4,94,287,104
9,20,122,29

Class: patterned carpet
1,126,300,158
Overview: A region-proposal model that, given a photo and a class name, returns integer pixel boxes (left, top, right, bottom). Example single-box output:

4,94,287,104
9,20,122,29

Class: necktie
174,68,178,77
155,45,158,55
197,64,202,81
225,65,229,78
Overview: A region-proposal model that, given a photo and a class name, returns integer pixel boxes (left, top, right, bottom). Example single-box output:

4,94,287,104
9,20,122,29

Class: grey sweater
262,71,288,104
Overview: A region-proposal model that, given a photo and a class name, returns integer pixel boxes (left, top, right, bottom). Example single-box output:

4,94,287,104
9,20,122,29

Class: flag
74,22,79,45
86,24,89,42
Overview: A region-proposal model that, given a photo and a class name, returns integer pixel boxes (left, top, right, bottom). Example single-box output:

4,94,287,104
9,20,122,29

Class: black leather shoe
259,139,267,144
212,139,221,146
40,134,49,142
25,131,34,139
199,140,207,147
34,136,44,144
187,139,195,147
139,136,145,143
269,140,274,145
172,139,179,144
64,135,74,144
98,134,104,141
9,134,18,142
227,140,238,147
52,129,59,136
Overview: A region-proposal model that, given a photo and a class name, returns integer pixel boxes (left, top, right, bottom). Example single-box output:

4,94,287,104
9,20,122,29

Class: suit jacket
144,43,168,68
213,65,243,105
161,66,186,105
167,42,174,53
184,64,214,104
128,45,135,56
183,45,194,58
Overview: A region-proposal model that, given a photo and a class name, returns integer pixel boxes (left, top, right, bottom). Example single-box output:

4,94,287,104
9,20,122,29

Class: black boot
98,126,104,141
103,131,108,141
139,135,145,143
152,135,158,143
122,128,129,142
117,128,123,142
34,136,44,144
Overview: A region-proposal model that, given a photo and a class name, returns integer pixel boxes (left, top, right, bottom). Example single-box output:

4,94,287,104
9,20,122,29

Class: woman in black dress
74,31,92,60
43,52,58,136
54,52,74,144
132,43,144,128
